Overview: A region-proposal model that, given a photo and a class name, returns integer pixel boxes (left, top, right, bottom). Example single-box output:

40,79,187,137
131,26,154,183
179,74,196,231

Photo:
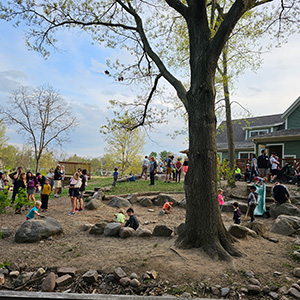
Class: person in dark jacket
257,149,270,177
125,208,139,230
11,166,23,203
149,156,157,186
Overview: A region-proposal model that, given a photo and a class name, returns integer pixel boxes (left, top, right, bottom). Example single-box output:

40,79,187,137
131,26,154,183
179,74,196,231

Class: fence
58,161,91,179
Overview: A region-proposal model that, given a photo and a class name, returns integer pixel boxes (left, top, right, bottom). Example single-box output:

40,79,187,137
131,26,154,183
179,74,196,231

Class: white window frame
238,152,252,159
249,129,269,137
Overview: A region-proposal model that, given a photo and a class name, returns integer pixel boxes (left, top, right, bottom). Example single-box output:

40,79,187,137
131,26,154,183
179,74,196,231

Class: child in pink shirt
218,188,225,212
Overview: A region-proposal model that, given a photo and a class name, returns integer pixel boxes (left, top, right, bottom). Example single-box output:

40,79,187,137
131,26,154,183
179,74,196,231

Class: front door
267,145,283,158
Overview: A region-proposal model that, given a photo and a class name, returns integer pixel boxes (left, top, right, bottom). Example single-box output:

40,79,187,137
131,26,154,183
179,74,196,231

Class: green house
216,96,300,161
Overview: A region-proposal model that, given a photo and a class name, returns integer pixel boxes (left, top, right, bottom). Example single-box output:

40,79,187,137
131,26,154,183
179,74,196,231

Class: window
239,152,252,159
249,129,268,137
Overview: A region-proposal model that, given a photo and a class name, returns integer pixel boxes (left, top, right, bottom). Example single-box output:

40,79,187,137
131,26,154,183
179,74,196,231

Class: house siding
287,105,300,129
284,141,300,157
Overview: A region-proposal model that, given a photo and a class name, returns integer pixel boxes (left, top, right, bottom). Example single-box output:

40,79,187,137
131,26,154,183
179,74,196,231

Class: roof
250,128,300,142
282,96,300,119
216,114,284,150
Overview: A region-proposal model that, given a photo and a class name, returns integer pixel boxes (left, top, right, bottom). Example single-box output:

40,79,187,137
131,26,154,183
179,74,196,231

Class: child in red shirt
162,201,174,214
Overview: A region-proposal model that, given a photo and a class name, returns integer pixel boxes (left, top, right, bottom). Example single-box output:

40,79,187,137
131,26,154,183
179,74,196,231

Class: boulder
139,197,153,207
228,224,257,239
56,274,73,287
91,190,104,200
82,270,98,284
89,223,107,235
153,194,176,206
152,225,173,237
270,215,300,236
15,217,63,243
104,223,122,236
119,227,135,238
84,198,102,210
1,227,12,239
107,197,131,208
179,198,186,209
246,222,266,236
127,194,138,204
81,224,93,231
57,267,77,277
135,227,152,237
114,267,127,279
270,203,300,219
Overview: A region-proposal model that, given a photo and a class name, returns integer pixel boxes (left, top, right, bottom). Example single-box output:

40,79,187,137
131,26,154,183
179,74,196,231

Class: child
26,201,41,220
218,188,225,212
114,209,126,225
162,201,173,214
125,208,139,230
112,168,118,187
41,179,51,212
233,202,242,224
68,172,81,216
247,185,258,222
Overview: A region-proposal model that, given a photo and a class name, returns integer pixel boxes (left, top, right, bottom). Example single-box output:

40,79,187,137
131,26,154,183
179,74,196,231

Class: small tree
0,85,76,172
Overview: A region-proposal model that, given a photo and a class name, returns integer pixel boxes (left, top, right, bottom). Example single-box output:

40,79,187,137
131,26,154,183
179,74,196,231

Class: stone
114,267,127,279
0,227,12,239
130,273,138,280
270,203,300,219
147,209,154,212
152,225,172,237
15,217,63,243
211,287,219,295
135,227,152,237
130,278,140,287
81,224,93,231
127,194,138,204
182,292,191,298
247,285,261,294
240,287,248,293
84,199,102,210
107,197,131,208
56,274,73,287
91,190,104,201
269,291,279,299
147,270,158,280
262,285,270,294
42,272,56,292
99,283,107,290
273,271,282,277
249,278,260,286
57,267,77,277
82,270,98,284
104,223,122,237
119,227,135,238
279,286,288,294
270,216,297,236
153,194,177,206
292,283,300,291
221,287,230,296
158,210,165,216
228,224,256,239
294,251,300,259
281,296,289,300
289,287,300,299
143,273,151,280
0,269,8,275
104,274,115,283
120,277,131,286
9,271,19,278
179,198,186,209
139,197,153,207
89,223,107,235
246,222,266,236
33,267,45,278
293,268,300,278
0,274,5,285
270,285,279,292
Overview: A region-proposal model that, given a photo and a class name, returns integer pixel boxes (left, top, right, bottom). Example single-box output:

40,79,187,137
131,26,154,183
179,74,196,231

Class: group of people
140,155,189,185
234,149,300,185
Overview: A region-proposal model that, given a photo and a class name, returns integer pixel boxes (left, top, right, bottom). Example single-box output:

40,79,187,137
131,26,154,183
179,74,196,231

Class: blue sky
0,17,299,159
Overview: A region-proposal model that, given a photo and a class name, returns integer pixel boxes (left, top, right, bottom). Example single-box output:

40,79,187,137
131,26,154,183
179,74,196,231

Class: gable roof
216,114,284,150
282,96,300,119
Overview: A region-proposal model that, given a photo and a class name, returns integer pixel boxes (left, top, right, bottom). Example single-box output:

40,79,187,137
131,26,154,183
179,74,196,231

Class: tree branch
165,0,189,20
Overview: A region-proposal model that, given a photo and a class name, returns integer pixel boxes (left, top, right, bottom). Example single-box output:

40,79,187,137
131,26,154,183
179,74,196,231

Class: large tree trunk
175,22,240,259
222,48,236,187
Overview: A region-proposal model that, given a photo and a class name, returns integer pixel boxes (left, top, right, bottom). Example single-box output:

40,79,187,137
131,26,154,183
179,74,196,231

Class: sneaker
68,211,76,216
78,207,83,211
75,208,79,212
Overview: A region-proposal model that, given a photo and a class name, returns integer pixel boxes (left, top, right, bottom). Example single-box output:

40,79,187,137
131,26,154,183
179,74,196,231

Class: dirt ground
1,181,300,290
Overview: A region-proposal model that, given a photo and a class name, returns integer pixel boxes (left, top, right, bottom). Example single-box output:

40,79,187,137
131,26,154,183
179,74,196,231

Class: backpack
237,209,242,218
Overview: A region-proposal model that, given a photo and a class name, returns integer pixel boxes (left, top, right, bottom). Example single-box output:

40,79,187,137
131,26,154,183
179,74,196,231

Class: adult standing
165,155,174,183
14,172,27,214
257,149,270,177
77,168,87,211
54,164,63,198
175,158,182,183
270,152,280,183
11,166,23,204
149,156,157,186
249,154,258,183
35,173,47,193
141,156,150,180
47,168,55,191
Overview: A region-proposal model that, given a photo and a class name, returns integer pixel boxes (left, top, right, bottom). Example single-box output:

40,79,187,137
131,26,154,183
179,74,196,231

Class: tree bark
222,47,236,187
